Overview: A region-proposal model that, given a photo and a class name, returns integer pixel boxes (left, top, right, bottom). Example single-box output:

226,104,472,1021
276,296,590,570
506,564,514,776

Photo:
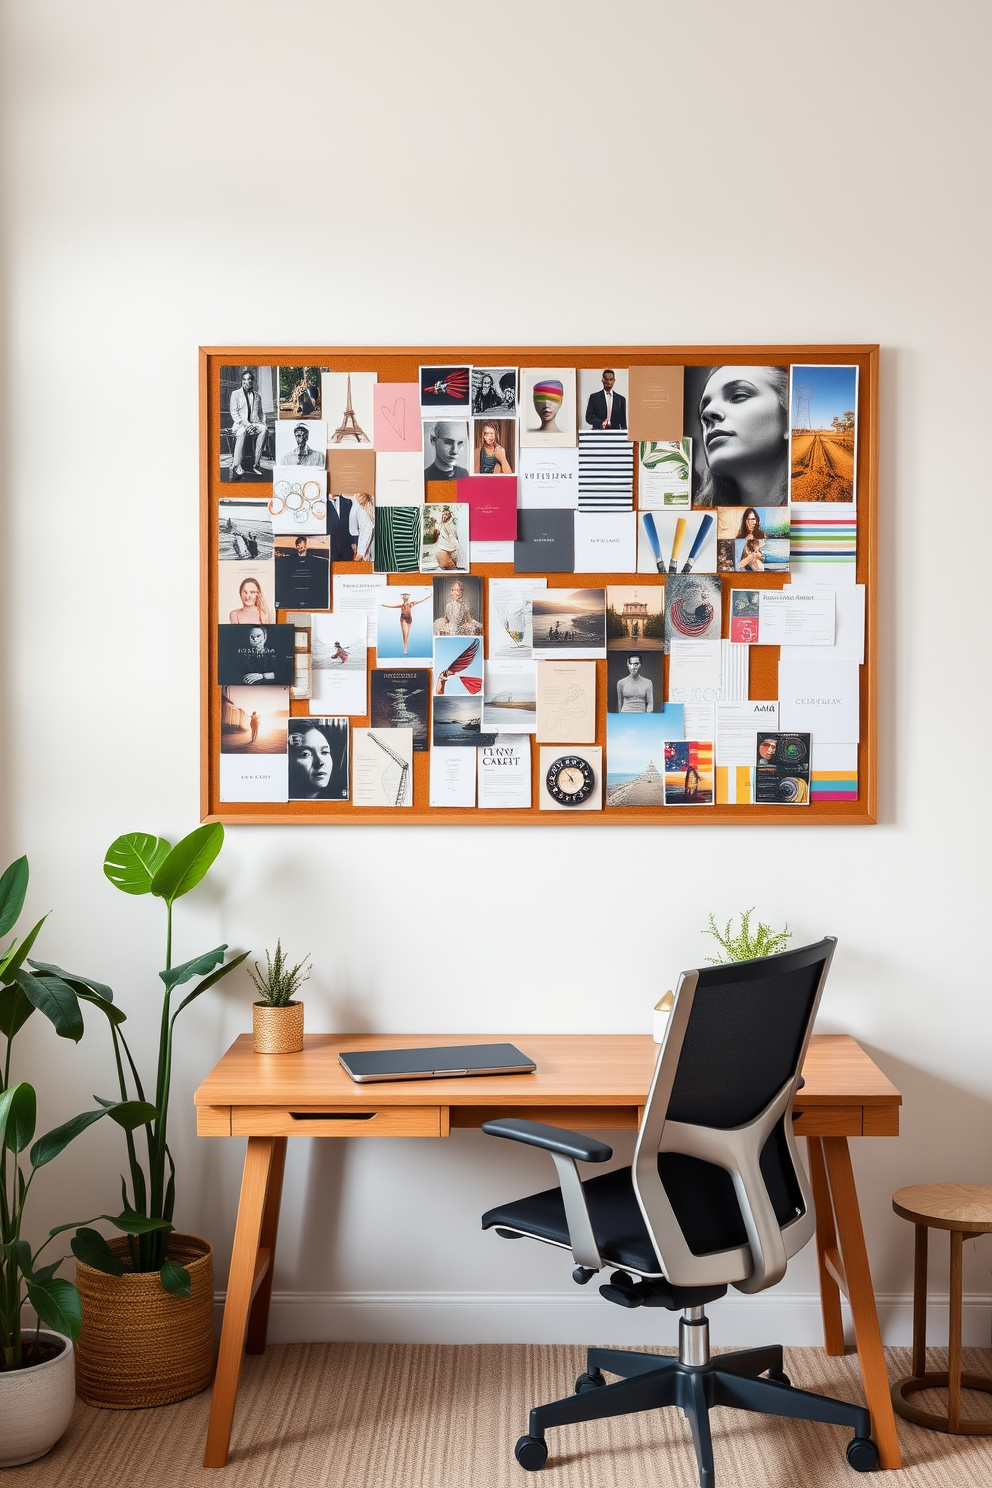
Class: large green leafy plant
74,824,247,1297
1,857,155,1370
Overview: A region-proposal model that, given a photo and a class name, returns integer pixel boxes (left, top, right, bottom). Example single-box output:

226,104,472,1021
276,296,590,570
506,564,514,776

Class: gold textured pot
253,999,304,1053
74,1233,214,1408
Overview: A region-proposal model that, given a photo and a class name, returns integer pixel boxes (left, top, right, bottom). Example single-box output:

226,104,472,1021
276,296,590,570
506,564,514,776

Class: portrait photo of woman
473,419,515,475
432,575,483,636
228,575,272,625
288,717,349,800
685,365,789,507
420,503,468,572
519,367,576,448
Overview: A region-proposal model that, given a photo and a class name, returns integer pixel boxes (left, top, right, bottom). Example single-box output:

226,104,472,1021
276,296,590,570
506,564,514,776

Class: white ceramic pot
0,1329,75,1467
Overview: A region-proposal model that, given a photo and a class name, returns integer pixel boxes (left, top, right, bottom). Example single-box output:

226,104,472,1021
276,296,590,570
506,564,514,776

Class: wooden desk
195,1032,902,1469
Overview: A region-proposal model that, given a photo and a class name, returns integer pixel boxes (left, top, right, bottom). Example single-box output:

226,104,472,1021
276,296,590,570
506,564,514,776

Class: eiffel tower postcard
322,371,374,445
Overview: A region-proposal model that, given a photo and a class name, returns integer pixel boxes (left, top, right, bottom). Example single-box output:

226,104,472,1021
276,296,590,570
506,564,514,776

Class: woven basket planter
74,1233,214,1408
253,999,304,1053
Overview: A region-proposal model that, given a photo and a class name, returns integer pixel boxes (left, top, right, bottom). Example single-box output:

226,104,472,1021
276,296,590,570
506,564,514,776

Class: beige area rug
10,1344,992,1488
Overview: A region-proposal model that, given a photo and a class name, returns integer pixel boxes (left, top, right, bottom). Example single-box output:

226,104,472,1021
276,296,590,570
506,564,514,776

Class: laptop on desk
339,1043,536,1083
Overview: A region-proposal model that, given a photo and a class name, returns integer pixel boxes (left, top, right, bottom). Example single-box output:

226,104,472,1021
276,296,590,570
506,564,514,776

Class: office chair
481,938,879,1488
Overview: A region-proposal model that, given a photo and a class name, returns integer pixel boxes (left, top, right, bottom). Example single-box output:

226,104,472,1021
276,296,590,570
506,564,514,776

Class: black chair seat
482,1153,752,1274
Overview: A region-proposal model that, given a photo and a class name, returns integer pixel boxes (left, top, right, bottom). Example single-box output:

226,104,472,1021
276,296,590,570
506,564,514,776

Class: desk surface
196,1032,900,1133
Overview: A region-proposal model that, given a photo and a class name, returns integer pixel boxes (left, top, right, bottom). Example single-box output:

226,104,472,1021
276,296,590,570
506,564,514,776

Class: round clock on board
545,754,596,808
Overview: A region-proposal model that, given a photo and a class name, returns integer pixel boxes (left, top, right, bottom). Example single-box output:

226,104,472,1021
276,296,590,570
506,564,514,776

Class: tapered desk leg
246,1137,286,1354
807,1137,845,1356
204,1137,278,1468
822,1136,902,1470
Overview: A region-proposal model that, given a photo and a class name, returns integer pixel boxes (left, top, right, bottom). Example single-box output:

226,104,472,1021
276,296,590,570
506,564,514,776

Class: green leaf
93,1097,158,1130
31,1260,63,1284
160,944,227,994
30,1106,107,1167
28,1277,83,1340
104,833,172,896
0,980,35,1039
71,1228,125,1277
0,915,49,986
172,950,249,1021
0,857,28,937
66,981,127,1026
28,960,113,1003
150,823,224,905
13,1238,32,1279
0,1081,37,1152
15,969,84,1041
160,1259,191,1297
111,1210,172,1236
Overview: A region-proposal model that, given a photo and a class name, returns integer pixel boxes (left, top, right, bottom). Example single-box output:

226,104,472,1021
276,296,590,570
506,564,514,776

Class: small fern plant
248,940,311,1007
703,909,792,964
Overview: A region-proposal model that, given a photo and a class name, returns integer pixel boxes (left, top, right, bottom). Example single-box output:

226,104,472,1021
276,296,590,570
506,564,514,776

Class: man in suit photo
228,368,269,477
327,491,356,561
584,369,627,430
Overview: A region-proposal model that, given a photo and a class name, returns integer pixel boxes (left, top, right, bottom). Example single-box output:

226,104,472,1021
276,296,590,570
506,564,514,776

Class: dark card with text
217,623,295,686
513,509,575,574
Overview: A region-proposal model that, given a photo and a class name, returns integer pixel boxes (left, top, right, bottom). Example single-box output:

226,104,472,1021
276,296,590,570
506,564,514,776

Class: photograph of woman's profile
684,366,789,507
288,717,349,800
473,419,515,474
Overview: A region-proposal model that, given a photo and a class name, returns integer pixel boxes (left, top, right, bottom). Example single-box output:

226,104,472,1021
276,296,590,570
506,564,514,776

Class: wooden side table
891,1184,992,1434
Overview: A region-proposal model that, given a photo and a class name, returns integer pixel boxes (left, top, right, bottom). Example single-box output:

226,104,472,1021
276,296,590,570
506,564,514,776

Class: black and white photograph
323,372,375,445
419,364,471,416
607,651,663,713
370,669,430,751
278,366,323,418
472,418,515,475
433,573,483,636
217,623,295,686
579,367,629,431
471,367,516,415
219,500,273,562
275,534,330,611
287,717,349,801
275,419,327,467
220,365,277,482
684,365,789,507
423,420,470,481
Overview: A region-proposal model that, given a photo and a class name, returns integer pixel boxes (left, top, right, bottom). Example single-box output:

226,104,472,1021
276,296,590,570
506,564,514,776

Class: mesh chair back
632,938,835,1293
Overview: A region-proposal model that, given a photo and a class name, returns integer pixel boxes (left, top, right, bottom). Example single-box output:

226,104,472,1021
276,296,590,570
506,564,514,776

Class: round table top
893,1184,992,1232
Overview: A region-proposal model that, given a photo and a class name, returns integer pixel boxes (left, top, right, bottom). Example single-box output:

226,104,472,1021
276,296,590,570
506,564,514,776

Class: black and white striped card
578,431,634,512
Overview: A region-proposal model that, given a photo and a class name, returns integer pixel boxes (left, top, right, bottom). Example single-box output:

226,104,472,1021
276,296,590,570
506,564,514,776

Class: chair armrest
482,1118,613,1164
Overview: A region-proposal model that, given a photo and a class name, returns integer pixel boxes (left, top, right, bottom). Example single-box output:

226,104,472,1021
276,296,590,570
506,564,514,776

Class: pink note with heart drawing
374,383,422,452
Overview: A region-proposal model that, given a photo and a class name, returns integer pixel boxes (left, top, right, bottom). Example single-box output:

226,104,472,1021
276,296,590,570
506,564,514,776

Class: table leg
948,1230,963,1433
912,1224,928,1379
807,1137,845,1356
822,1136,902,1469
246,1136,287,1354
204,1136,278,1469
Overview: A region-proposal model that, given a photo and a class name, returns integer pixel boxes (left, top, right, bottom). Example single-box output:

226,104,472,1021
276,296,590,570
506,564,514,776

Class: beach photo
532,588,606,659
219,500,273,562
606,585,665,651
483,660,537,733
606,713,683,806
220,685,289,754
789,364,858,503
433,694,490,746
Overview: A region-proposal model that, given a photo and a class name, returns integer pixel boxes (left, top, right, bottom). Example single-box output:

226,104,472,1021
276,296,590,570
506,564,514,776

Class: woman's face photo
291,728,333,794
627,656,642,676
248,626,266,649
533,382,563,427
699,367,786,475
482,423,497,447
241,580,260,606
451,581,463,601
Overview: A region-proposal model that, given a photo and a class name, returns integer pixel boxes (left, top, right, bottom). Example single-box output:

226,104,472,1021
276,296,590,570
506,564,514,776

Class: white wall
3,0,991,1347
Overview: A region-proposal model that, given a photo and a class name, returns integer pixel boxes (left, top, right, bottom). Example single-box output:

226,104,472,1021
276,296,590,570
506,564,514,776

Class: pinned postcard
323,372,375,447
370,669,429,752
579,367,629,431
729,589,760,644
429,747,476,808
664,741,714,805
716,701,780,767
472,366,517,416
668,638,723,705
638,440,692,509
532,588,606,659
217,624,295,687
573,512,637,574
219,685,289,802
287,717,349,801
759,588,835,646
471,418,516,475
218,560,276,630
423,419,471,482
278,366,322,420
275,534,330,611
606,651,663,714
606,586,664,651
577,432,634,512
374,506,421,573
716,507,790,573
755,732,811,805
665,574,721,652
333,572,387,646
419,365,471,417
327,448,375,497
518,449,580,509
376,451,425,508
789,365,858,504
275,420,327,468
432,694,491,747
606,713,682,806
458,476,518,541
778,660,860,743
779,584,865,664
352,727,413,807
478,737,531,809
519,368,577,449
628,367,683,442
433,574,484,637
219,500,273,563
536,661,596,743
376,585,432,667
433,636,484,697
373,384,422,452
488,578,547,660
269,470,327,534
310,613,368,716
788,505,857,584
421,502,469,572
638,512,716,575
483,659,537,733
514,509,575,573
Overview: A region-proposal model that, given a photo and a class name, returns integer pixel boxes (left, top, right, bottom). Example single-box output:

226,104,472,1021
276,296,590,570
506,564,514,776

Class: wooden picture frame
200,345,877,825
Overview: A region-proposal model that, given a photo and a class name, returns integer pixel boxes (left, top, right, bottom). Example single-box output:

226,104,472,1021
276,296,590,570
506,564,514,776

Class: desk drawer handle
290,1111,377,1122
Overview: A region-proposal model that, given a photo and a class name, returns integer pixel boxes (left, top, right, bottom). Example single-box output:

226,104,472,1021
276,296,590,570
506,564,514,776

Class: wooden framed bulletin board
200,346,877,826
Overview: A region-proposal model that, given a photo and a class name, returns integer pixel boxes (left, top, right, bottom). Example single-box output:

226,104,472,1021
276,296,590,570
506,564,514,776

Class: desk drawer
231,1105,445,1138
793,1107,862,1137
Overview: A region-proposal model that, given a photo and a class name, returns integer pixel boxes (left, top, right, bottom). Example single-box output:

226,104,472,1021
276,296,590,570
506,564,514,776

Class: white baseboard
214,1290,992,1349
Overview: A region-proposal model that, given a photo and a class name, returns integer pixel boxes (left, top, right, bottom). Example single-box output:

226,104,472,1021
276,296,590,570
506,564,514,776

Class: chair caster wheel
846,1437,879,1472
574,1368,606,1394
766,1369,790,1386
515,1435,548,1471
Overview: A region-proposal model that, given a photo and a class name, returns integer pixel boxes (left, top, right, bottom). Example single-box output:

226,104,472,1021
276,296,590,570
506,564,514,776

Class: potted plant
249,940,311,1053
0,855,154,1464
68,824,247,1409
703,908,792,962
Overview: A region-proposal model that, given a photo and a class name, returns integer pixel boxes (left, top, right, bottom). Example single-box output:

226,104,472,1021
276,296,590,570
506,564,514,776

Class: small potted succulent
250,940,311,1053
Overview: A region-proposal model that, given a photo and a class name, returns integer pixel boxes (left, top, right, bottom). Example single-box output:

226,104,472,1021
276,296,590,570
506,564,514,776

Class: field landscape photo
790,365,858,503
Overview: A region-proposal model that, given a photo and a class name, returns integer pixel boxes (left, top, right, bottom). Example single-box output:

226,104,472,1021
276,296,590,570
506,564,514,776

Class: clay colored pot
253,999,304,1053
